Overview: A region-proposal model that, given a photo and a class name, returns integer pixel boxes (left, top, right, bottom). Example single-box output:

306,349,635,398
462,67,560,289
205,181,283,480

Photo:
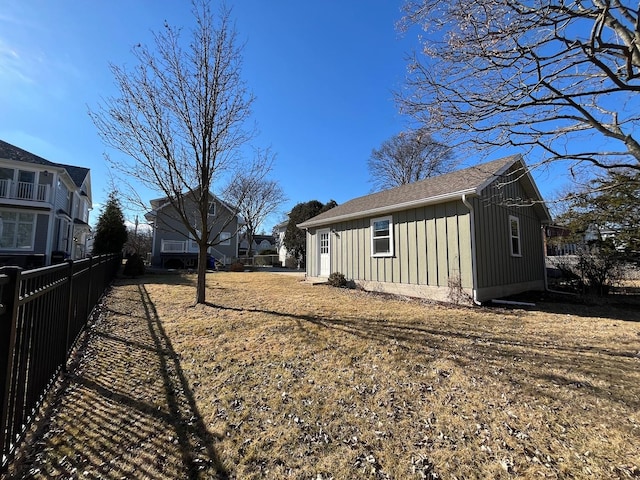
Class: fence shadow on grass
6,280,228,480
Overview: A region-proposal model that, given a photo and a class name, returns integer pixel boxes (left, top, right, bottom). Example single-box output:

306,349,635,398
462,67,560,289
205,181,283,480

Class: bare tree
90,1,253,304
123,219,153,258
224,148,287,258
398,0,640,185
368,129,455,191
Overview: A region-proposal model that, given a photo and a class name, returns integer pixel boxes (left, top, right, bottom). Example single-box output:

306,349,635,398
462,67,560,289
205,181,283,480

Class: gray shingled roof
299,155,527,228
148,188,238,216
63,165,90,189
0,139,89,188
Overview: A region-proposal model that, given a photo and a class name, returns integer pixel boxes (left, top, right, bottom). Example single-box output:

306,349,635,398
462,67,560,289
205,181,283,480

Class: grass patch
7,272,640,479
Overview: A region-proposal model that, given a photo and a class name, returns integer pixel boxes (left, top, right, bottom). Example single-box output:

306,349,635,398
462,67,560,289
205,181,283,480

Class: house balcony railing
0,180,50,203
160,240,199,254
160,240,230,266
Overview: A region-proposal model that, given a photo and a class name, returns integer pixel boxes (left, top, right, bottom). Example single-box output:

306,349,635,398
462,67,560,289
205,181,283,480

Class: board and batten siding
471,173,546,301
306,200,473,301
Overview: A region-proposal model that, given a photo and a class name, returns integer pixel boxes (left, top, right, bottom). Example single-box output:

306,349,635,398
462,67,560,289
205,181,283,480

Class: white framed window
371,216,393,257
208,202,216,216
319,231,329,254
509,215,521,257
0,210,36,250
219,231,231,246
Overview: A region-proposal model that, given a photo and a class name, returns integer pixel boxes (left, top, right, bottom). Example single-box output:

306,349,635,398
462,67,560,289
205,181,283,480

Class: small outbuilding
298,155,551,304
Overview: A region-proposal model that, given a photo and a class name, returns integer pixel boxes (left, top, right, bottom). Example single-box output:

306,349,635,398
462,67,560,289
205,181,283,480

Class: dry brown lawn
6,272,640,479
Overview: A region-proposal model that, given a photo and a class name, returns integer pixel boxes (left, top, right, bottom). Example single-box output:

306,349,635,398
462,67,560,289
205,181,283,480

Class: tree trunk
196,243,208,304
246,229,254,258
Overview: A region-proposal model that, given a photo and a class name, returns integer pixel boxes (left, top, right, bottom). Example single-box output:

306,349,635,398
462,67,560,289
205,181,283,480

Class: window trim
370,215,394,257
509,215,522,257
219,231,231,246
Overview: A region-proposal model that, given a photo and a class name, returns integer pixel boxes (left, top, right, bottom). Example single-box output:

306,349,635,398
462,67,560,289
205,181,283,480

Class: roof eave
298,189,478,228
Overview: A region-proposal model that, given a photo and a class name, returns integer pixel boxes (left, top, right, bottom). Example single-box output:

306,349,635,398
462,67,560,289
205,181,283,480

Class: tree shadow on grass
204,299,640,412
6,282,228,479
137,283,228,478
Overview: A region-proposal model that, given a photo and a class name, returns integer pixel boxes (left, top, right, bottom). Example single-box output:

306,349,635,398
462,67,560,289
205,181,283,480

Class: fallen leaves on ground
5,272,640,479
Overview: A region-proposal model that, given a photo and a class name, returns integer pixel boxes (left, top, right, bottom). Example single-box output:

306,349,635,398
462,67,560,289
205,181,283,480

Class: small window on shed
371,216,393,257
509,215,521,257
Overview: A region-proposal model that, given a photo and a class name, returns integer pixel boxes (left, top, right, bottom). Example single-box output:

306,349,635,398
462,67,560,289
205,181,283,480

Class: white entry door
318,229,330,277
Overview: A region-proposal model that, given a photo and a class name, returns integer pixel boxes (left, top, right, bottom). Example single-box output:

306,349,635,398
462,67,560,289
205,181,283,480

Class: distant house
0,140,92,268
298,155,551,303
545,224,577,256
145,191,241,269
238,234,276,257
545,224,621,258
273,219,300,268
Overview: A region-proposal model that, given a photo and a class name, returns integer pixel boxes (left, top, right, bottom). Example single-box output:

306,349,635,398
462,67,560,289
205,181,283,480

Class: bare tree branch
223,148,287,257
398,0,640,185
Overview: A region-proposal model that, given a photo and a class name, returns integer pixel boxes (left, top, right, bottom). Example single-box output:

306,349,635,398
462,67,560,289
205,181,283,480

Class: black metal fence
0,254,121,471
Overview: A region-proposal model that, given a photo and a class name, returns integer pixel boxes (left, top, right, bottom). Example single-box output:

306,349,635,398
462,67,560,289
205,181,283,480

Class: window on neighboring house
81,199,89,223
0,168,13,180
208,202,216,216
259,240,271,250
189,229,200,251
509,215,521,257
0,211,36,249
219,232,231,246
371,216,393,257
17,170,35,199
0,168,13,198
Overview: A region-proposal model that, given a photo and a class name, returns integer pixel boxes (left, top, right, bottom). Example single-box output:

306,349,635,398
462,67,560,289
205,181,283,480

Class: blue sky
0,1,563,231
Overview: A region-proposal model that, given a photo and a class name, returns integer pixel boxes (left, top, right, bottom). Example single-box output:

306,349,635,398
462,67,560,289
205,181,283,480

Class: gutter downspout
542,225,549,293
461,194,481,305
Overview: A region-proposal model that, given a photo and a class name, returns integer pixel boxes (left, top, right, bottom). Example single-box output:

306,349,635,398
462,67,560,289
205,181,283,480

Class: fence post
63,260,74,373
0,267,22,471
85,256,93,321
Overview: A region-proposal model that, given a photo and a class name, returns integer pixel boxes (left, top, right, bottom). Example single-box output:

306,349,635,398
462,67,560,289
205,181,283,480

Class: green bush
123,253,145,277
327,272,347,288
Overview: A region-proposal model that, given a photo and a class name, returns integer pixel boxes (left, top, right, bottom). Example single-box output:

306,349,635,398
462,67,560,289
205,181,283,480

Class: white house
0,140,92,267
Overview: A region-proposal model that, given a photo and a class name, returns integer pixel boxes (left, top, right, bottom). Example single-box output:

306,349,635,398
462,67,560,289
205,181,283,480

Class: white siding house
0,140,92,267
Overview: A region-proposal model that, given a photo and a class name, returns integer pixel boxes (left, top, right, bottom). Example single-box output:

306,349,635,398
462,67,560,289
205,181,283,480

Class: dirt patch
6,272,640,479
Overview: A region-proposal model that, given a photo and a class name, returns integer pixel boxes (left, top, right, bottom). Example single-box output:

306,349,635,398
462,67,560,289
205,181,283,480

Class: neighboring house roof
299,155,551,228
0,139,58,168
64,165,91,189
239,234,275,246
0,139,90,189
273,219,289,230
147,190,243,227
251,234,275,244
149,190,236,214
